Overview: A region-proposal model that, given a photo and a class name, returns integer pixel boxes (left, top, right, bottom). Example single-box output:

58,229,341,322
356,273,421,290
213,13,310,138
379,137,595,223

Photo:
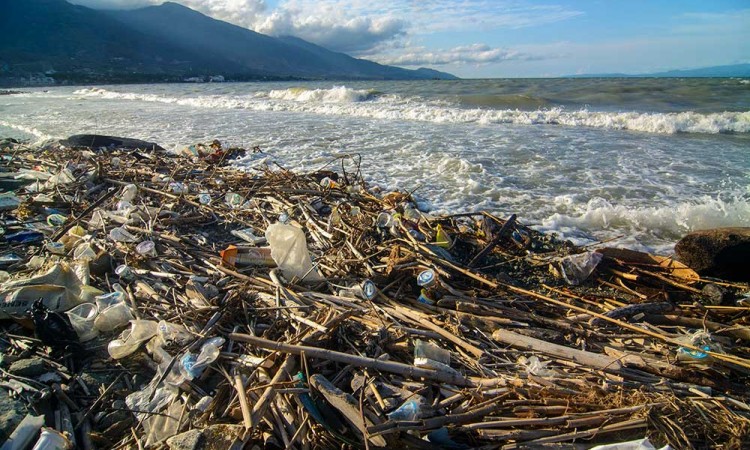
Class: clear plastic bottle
109,227,138,243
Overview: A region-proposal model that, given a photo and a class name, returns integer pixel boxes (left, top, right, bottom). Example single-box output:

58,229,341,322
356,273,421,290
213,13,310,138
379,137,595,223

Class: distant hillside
0,0,457,85
566,63,750,78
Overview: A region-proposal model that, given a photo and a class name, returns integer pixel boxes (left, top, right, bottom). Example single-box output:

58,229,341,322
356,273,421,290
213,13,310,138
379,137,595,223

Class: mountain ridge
0,0,457,86
565,63,750,78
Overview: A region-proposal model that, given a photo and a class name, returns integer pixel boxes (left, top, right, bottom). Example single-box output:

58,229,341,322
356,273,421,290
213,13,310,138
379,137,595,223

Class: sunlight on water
1,79,748,253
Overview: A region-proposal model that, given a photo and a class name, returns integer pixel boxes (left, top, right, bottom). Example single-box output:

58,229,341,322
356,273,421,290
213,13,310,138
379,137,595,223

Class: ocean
1,78,749,254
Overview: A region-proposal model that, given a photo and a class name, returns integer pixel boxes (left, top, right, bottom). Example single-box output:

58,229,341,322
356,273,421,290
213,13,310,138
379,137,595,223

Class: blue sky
71,0,750,77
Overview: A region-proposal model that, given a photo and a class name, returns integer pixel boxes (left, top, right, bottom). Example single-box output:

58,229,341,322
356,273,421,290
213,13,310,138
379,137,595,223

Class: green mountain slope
0,0,456,84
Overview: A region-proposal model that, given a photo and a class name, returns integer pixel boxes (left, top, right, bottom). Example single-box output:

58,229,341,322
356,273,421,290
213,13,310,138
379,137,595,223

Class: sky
69,0,750,78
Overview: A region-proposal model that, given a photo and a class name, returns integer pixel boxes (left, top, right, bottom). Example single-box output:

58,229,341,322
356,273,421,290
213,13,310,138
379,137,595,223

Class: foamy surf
71,87,750,135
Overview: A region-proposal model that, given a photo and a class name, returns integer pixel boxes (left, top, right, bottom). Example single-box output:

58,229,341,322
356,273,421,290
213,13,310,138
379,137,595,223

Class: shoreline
1,136,749,448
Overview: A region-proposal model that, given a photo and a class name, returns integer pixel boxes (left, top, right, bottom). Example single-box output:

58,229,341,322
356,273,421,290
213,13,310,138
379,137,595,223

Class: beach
1,135,749,448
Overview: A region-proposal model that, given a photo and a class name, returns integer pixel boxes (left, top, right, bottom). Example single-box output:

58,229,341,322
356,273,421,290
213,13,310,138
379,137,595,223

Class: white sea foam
0,120,51,141
72,87,750,135
540,195,750,243
267,86,377,103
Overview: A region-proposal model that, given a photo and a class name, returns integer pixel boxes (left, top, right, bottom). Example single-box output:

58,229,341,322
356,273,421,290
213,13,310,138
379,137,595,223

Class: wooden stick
229,333,504,388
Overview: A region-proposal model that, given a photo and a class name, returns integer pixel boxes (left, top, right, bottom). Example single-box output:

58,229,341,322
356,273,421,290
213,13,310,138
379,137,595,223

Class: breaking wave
72,87,750,135
541,194,750,245
0,120,52,142
267,86,380,103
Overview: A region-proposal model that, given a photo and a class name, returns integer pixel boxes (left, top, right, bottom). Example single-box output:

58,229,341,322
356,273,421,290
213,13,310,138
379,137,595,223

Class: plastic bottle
179,337,225,380
387,398,423,421
109,227,138,243
5,230,44,244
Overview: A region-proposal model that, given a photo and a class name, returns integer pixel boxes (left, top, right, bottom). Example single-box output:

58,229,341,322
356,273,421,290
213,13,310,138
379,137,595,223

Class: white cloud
70,1,581,55
69,1,268,25
254,8,408,53
377,44,538,67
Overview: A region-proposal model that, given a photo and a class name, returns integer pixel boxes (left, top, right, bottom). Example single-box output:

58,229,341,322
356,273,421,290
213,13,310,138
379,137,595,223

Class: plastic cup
46,241,67,255
66,303,99,342
46,214,67,227
73,242,97,261
136,240,157,257
115,264,134,280
31,428,72,450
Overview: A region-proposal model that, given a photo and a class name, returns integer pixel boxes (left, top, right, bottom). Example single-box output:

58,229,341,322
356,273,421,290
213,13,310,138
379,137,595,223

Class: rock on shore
675,227,750,281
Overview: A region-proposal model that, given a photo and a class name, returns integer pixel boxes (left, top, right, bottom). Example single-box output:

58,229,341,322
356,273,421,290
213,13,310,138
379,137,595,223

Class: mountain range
0,0,456,85
566,64,750,78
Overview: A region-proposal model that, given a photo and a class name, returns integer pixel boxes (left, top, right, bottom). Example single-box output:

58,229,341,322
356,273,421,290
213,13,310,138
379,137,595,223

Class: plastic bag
265,223,324,282
558,251,603,285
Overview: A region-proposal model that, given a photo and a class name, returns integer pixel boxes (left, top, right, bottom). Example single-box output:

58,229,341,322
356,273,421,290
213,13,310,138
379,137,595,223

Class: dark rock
60,134,164,152
701,283,728,306
675,228,750,281
0,389,26,442
166,429,203,450
8,357,46,377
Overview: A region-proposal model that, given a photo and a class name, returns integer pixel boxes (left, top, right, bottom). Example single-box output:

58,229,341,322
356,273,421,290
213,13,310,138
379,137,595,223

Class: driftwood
1,138,749,449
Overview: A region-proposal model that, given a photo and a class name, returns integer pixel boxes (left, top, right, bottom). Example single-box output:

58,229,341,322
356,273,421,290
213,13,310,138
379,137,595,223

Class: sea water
1,78,749,253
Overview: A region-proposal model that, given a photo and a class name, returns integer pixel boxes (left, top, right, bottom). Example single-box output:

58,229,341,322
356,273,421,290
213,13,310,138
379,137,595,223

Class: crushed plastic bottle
179,337,225,380
109,226,138,243
677,330,723,363
5,230,44,244
387,396,426,421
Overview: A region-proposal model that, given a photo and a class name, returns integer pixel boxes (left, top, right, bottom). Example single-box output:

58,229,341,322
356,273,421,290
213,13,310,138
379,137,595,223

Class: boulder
60,134,164,151
674,228,750,281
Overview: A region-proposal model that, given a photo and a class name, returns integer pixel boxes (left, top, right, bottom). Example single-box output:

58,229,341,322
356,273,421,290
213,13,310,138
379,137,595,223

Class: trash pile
1,136,749,449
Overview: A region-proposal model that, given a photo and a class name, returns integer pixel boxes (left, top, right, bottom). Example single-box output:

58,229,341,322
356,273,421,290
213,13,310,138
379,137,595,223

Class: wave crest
267,86,378,103
71,87,750,134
